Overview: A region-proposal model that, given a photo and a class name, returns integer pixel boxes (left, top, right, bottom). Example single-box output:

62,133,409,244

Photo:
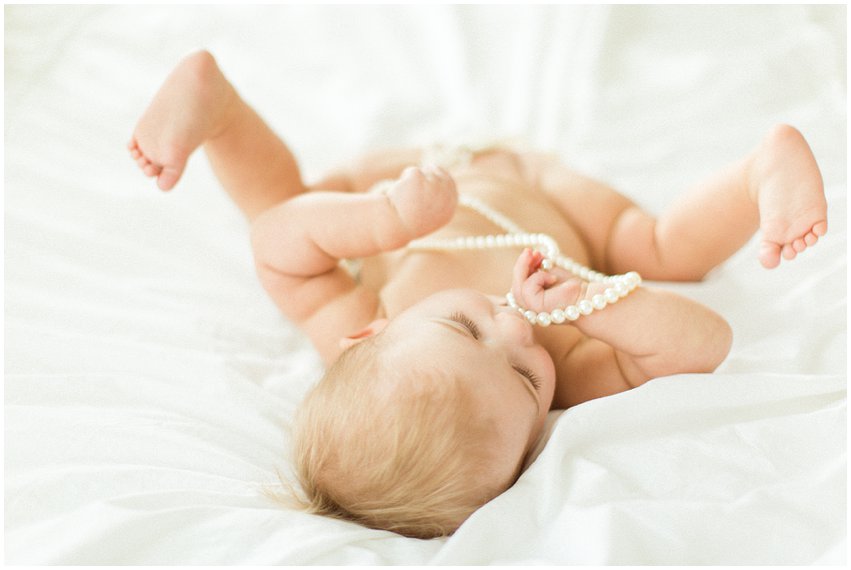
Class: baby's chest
365,176,590,298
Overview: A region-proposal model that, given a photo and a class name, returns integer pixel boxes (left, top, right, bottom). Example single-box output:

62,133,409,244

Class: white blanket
4,4,846,564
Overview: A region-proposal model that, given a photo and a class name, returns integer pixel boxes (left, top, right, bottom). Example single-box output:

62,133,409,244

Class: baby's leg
128,50,306,221
607,124,827,279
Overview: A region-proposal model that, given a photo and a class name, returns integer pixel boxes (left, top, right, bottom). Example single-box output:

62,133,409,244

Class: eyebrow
432,319,540,413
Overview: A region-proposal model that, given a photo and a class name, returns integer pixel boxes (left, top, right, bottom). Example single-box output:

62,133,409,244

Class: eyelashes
449,311,541,391
450,311,481,340
513,364,542,391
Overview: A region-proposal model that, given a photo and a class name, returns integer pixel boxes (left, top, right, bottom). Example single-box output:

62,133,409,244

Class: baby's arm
251,166,456,361
254,166,455,276
511,249,732,389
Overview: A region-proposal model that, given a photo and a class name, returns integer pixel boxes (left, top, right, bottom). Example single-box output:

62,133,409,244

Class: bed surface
4,5,846,564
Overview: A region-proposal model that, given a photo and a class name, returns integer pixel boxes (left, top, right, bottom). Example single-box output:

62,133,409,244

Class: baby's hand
386,165,458,240
510,248,586,314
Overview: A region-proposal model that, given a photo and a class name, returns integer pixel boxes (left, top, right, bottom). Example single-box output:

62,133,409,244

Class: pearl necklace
407,194,642,326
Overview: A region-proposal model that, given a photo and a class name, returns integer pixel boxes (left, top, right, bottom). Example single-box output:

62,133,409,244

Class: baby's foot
748,124,828,269
127,50,237,191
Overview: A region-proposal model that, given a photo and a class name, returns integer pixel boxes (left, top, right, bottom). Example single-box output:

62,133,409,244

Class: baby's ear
339,318,389,349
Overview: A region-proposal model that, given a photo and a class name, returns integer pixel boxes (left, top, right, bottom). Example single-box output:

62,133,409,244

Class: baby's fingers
511,248,543,286
516,272,581,313
539,279,582,312
512,250,545,305
517,272,556,312
526,270,557,294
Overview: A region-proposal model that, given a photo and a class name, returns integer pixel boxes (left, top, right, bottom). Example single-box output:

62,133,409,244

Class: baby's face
382,289,556,481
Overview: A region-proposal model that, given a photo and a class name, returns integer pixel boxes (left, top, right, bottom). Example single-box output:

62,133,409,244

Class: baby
128,51,828,539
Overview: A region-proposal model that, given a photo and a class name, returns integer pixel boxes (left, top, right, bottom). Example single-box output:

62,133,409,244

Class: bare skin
748,127,828,268
128,52,237,191
128,50,829,435
129,51,304,219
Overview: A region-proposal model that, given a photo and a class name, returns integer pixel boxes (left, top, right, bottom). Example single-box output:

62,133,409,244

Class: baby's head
291,289,556,538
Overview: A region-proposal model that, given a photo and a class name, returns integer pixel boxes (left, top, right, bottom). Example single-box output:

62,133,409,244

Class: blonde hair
282,334,510,539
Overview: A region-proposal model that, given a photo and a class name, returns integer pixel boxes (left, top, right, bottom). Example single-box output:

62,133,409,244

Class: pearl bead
405,190,642,326
604,288,620,304
626,271,641,286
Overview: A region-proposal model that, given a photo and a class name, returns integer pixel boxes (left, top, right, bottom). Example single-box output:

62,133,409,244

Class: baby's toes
156,164,182,191
781,243,797,261
128,139,144,160
792,237,807,253
136,156,161,177
758,241,782,269
804,232,819,247
143,163,162,177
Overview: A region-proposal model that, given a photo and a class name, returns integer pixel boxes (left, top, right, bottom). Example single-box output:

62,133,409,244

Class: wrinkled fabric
4,4,845,565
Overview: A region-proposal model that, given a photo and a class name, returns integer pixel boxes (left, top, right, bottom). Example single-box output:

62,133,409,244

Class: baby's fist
387,165,458,240
510,248,583,314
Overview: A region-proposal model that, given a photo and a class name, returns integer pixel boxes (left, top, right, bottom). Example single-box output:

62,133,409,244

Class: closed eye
449,312,541,394
449,311,481,340
513,364,542,391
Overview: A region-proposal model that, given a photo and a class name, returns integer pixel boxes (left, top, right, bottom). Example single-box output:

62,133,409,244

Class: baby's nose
494,308,535,347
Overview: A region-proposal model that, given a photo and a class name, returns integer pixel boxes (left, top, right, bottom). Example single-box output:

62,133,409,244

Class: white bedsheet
4,4,846,565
